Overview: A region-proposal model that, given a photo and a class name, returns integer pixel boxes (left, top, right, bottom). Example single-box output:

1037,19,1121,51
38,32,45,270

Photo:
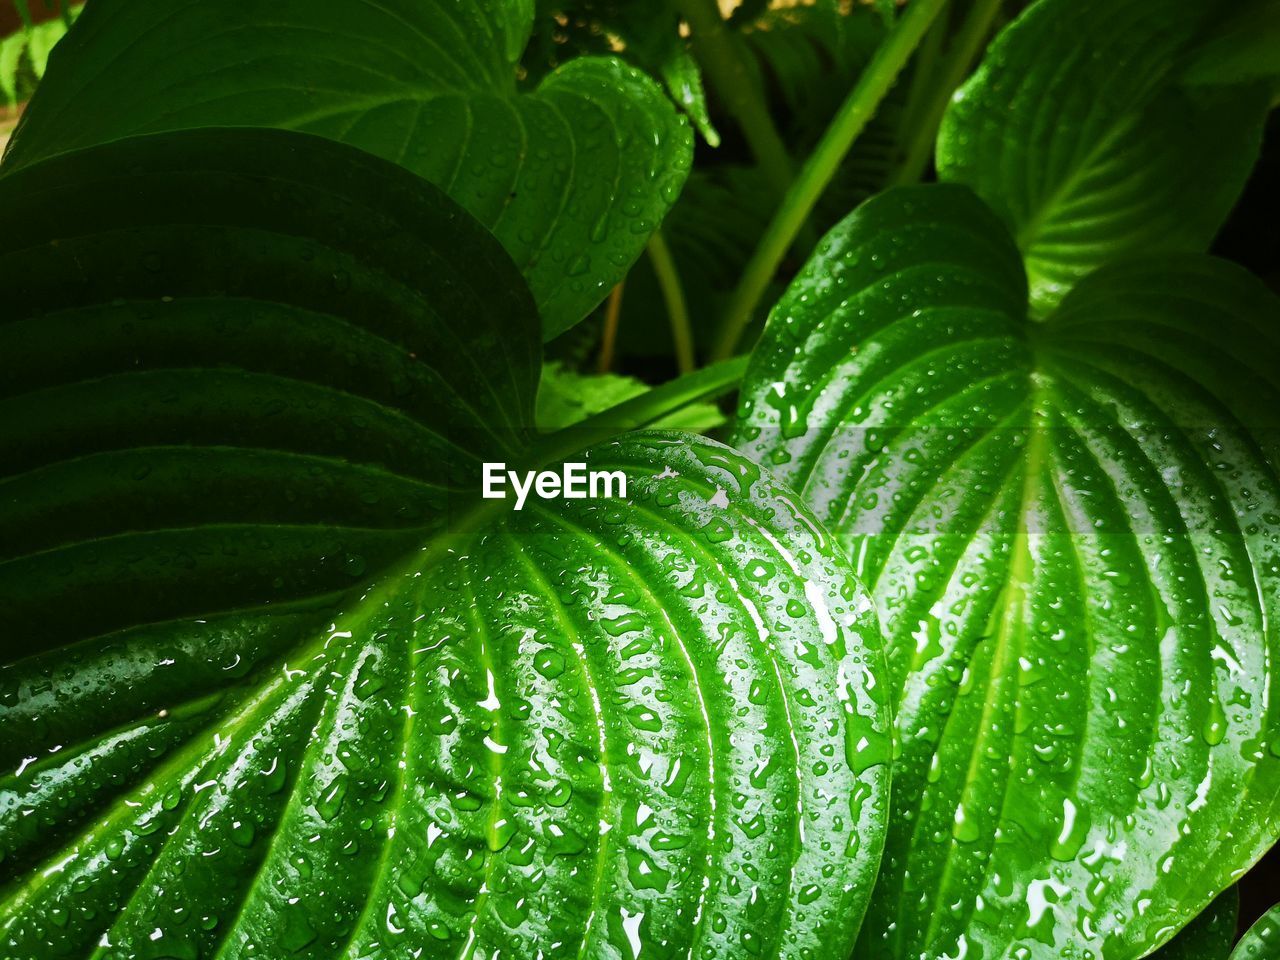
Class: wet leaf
938,0,1271,316
2,0,694,339
1152,888,1238,960
1232,903,1280,959
0,127,891,960
536,362,726,432
732,184,1280,959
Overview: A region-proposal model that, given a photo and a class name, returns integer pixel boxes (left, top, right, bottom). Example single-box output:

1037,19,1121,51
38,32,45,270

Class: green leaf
731,184,1280,959
656,42,720,147
1184,1,1280,93
536,361,726,432
1152,888,1239,960
0,5,78,106
1,0,693,340
937,0,1271,316
0,33,22,105
1233,904,1280,960
0,127,892,959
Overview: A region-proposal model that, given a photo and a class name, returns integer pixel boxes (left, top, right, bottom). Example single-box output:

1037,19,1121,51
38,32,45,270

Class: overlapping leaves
0,128,891,959
733,183,1280,958
2,0,694,338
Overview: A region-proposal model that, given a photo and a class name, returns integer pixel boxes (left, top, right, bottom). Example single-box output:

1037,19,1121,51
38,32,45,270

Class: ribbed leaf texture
938,0,1271,316
2,0,693,339
0,128,892,959
733,184,1280,959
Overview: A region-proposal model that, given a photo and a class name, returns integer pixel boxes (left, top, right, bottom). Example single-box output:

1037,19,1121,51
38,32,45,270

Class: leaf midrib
913,384,1050,953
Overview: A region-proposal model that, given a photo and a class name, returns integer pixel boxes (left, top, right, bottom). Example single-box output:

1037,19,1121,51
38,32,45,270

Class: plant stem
534,355,749,463
709,0,950,362
890,0,1002,186
895,3,950,150
596,282,624,373
648,232,696,375
673,0,793,194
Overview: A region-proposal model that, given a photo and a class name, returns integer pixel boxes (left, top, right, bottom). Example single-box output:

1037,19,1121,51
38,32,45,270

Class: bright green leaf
938,0,1271,316
1,0,693,340
657,43,720,147
536,361,726,432
0,127,891,960
1233,904,1280,959
1152,888,1239,960
0,33,22,106
0,5,78,106
732,184,1280,959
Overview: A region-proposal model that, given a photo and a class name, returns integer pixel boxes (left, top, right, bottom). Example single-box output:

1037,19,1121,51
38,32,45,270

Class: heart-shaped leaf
0,127,891,960
937,0,1271,316
732,184,1280,959
2,0,693,339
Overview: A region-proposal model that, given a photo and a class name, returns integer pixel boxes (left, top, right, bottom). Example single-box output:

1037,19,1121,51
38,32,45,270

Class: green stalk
648,231,696,375
890,0,1002,186
710,0,950,361
673,0,793,194
533,355,749,463
895,2,950,143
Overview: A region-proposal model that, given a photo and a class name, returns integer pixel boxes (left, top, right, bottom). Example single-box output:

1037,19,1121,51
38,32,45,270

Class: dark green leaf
2,0,693,339
732,184,1280,959
0,127,891,960
938,0,1271,316
523,0,719,146
1151,888,1239,960
1184,1,1280,93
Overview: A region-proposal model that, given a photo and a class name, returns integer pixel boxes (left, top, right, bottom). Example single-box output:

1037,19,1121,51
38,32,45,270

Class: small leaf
732,184,1280,959
938,0,1271,316
658,43,720,147
0,127,891,959
2,0,694,340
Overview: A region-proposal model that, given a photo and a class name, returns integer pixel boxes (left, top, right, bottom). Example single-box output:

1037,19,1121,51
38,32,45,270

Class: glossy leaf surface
1233,904,1280,960
2,0,694,339
937,0,1270,316
732,184,1280,959
0,128,891,959
536,362,726,432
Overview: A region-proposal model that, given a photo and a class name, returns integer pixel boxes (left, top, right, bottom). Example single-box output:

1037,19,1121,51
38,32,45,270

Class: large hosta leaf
732,184,1280,959
937,0,1271,316
0,128,891,959
2,0,693,339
